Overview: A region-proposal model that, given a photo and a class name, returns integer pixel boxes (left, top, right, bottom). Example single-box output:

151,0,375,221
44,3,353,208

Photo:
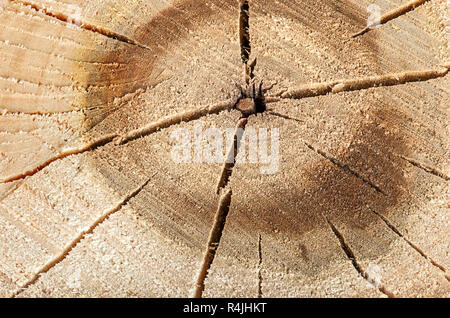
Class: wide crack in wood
216,118,248,194
326,218,395,298
369,208,448,277
193,189,233,298
353,0,430,38
195,0,264,297
116,98,238,146
0,134,118,183
9,0,151,50
273,67,449,100
239,0,251,67
12,174,156,297
0,98,238,184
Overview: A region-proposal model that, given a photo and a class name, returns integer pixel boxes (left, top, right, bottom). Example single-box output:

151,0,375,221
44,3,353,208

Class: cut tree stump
0,0,448,297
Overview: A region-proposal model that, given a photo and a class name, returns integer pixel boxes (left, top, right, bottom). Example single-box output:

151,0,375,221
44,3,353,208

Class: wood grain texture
0,0,448,297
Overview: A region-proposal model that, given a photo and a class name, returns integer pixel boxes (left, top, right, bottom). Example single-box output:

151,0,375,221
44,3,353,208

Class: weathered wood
0,0,448,297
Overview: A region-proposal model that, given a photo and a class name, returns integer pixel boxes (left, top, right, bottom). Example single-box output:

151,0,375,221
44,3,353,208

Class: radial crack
12,174,156,297
84,74,170,129
0,180,24,202
216,118,248,194
9,0,152,50
0,134,118,184
1,98,237,184
303,141,385,195
399,155,449,181
326,218,395,298
274,67,448,100
352,0,430,38
193,189,233,298
239,0,251,66
268,111,304,124
369,208,447,275
116,98,238,146
257,233,263,298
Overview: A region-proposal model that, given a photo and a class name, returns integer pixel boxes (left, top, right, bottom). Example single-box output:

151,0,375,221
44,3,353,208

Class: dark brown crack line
9,0,151,50
267,111,304,124
274,67,449,100
257,233,263,298
370,208,448,276
267,110,384,194
353,0,430,38
326,218,395,298
399,155,450,181
239,0,251,65
193,188,233,298
12,174,156,298
216,118,248,194
303,140,385,195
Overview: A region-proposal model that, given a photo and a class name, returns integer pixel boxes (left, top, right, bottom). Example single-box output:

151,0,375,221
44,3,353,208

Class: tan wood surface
0,0,448,297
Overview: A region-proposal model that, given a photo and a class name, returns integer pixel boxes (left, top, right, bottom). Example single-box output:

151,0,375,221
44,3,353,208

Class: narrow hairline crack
0,180,24,203
399,155,449,181
294,136,385,195
369,208,448,277
1,77,162,116
326,218,395,298
267,110,304,123
257,233,263,298
11,173,156,298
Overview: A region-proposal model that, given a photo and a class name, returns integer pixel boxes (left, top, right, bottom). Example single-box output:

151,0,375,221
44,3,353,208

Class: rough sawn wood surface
0,0,448,297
